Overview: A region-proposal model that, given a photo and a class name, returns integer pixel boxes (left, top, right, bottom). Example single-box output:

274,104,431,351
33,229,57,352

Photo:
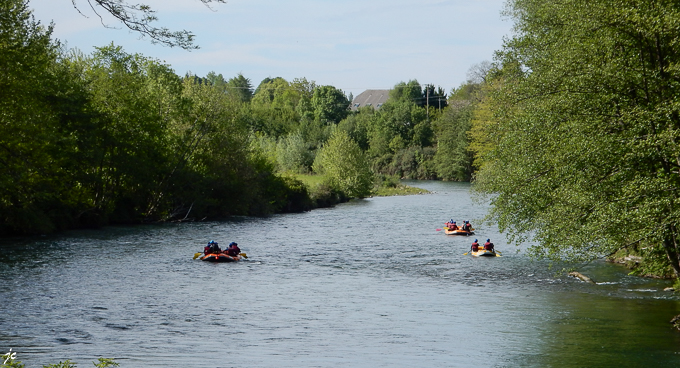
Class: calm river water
1,181,680,367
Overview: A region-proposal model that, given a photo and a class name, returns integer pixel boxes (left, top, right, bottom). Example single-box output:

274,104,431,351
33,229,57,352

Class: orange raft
200,253,242,262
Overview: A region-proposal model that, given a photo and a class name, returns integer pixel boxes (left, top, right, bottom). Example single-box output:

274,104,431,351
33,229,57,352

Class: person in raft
204,240,221,255
224,242,241,257
445,220,458,230
471,239,480,253
484,239,495,251
461,220,473,232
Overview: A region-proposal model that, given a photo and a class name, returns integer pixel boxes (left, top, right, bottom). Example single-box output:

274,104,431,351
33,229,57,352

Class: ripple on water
1,181,679,367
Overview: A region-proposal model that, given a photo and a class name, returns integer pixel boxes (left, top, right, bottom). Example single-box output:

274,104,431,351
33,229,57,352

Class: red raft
200,253,242,262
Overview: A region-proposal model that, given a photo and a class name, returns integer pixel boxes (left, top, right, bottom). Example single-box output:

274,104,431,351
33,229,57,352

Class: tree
390,80,422,104
80,45,176,223
474,0,680,277
226,73,253,102
311,85,350,124
432,101,473,181
313,129,373,198
0,0,78,234
422,84,448,112
68,0,226,49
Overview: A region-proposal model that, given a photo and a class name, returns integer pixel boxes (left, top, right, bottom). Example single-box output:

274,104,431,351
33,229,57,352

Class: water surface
1,181,679,367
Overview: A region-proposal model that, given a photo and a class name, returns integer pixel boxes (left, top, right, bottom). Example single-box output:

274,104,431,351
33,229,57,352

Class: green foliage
276,132,314,173
311,85,350,124
422,84,448,110
433,102,474,181
338,108,373,150
389,80,423,105
378,146,436,180
313,129,374,198
1,349,23,368
474,0,680,276
0,0,468,235
373,174,430,196
367,99,427,158
609,243,674,279
252,77,289,106
0,0,84,234
93,358,119,368
226,73,253,102
308,179,348,207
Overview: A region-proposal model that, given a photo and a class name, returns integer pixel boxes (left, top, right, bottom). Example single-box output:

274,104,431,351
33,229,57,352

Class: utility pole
426,87,429,121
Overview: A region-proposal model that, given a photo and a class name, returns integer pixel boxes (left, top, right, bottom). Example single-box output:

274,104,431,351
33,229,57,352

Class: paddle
239,252,248,259
463,252,469,255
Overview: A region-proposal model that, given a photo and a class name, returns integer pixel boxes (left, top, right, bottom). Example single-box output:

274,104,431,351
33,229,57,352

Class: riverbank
607,247,676,281
293,173,430,204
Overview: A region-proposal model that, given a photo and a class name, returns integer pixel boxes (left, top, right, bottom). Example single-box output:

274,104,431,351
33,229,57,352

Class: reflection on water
0,181,679,367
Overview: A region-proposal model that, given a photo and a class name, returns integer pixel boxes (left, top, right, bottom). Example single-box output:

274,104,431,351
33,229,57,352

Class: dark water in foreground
1,181,679,367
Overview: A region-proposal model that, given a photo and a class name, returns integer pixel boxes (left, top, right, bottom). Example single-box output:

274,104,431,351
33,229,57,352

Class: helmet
453,221,456,224
475,239,478,242
229,242,237,247
486,239,490,242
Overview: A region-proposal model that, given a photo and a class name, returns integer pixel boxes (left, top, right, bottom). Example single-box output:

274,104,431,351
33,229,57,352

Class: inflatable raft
471,249,497,257
200,253,242,262
444,228,474,236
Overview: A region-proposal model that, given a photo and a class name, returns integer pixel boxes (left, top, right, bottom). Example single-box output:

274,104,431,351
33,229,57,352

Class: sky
28,0,514,97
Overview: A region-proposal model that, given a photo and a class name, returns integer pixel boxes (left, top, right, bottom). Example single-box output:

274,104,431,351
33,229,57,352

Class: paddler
204,240,221,255
470,239,480,253
224,242,241,257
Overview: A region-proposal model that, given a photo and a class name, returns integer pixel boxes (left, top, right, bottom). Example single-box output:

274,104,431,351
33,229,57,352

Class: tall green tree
0,0,81,234
313,129,373,198
433,101,473,181
80,45,175,223
474,0,680,276
311,85,350,124
226,73,253,103
390,80,422,105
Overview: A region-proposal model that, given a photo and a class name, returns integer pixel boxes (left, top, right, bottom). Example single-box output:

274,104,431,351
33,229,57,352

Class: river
1,181,679,367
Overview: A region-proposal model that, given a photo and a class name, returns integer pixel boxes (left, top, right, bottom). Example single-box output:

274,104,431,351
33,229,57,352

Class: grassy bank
293,174,430,198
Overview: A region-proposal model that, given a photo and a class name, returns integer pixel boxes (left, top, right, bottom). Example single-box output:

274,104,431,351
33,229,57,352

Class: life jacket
463,223,472,231
471,242,479,251
226,246,240,257
450,224,458,230
484,242,494,251
206,243,221,254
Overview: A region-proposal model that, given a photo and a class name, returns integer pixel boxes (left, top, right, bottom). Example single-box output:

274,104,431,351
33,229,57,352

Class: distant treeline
1,0,484,236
